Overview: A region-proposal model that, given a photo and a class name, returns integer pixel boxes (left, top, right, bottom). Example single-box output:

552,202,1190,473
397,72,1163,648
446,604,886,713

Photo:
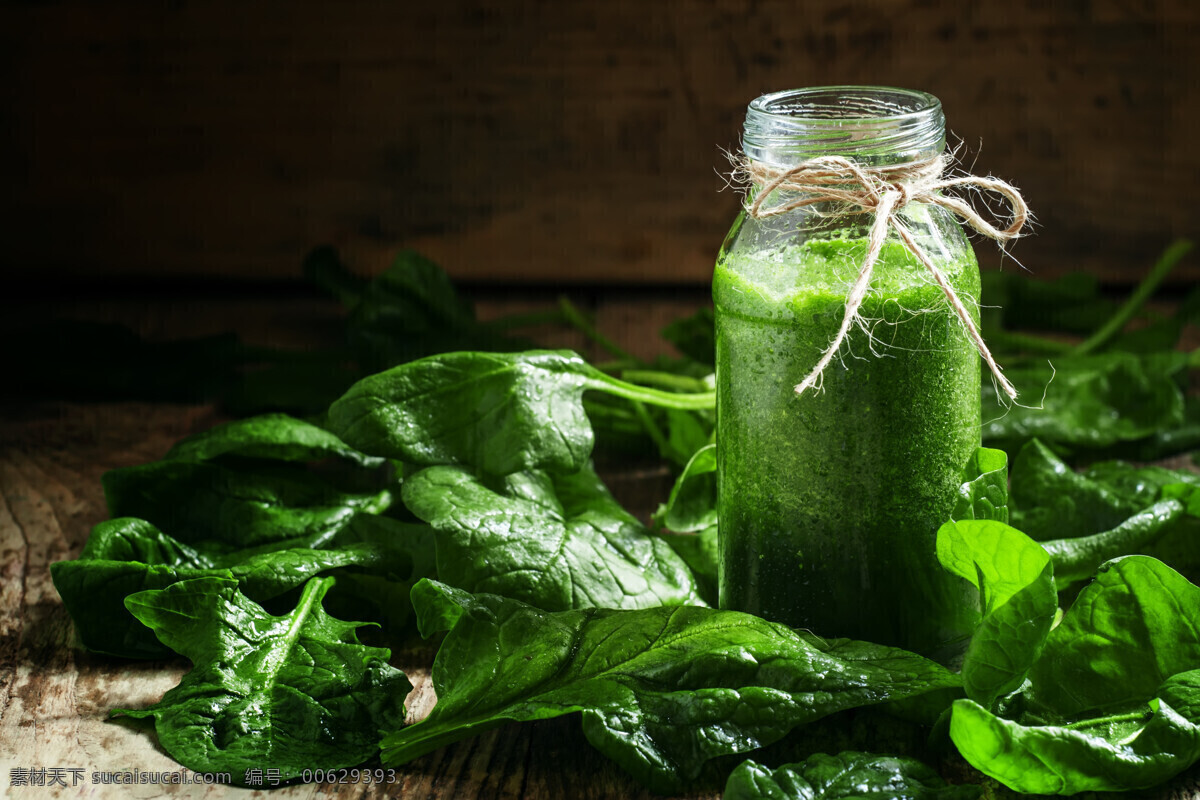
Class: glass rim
748,86,942,124
742,86,945,167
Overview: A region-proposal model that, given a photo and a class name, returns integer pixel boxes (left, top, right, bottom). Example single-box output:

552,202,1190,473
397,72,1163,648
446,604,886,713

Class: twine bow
743,154,1029,400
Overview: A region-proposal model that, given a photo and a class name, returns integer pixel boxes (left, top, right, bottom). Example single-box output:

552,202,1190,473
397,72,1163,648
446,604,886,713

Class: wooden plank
1,0,1198,284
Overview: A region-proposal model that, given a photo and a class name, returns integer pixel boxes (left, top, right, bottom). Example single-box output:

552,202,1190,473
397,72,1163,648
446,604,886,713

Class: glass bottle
714,86,981,660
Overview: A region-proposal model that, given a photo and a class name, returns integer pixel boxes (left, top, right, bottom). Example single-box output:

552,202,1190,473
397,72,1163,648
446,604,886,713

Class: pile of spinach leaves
50,240,1200,797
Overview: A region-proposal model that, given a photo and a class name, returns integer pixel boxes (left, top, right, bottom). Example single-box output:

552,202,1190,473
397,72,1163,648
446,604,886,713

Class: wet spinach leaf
164,413,383,467
328,350,713,475
52,515,435,659
723,752,980,800
401,462,703,610
661,307,716,366
382,580,960,794
982,352,1188,457
103,460,392,548
1040,501,1183,586
114,576,409,784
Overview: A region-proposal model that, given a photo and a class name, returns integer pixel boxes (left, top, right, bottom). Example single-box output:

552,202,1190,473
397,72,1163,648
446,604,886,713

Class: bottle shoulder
714,203,979,317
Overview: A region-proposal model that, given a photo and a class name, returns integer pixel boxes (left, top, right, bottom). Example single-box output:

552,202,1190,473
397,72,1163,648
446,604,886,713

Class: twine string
742,154,1028,399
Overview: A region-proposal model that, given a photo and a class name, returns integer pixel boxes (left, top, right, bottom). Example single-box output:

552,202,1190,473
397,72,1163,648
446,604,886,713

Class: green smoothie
715,234,981,658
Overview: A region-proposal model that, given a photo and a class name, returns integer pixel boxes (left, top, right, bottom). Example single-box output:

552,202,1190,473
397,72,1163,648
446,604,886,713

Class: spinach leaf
381,580,960,794
951,557,1200,793
329,350,713,475
164,413,383,467
1009,439,1200,582
306,247,536,372
114,576,409,784
401,463,703,610
1026,556,1200,717
951,447,1009,524
1011,438,1199,541
1011,439,1144,541
936,520,1056,708
950,694,1200,795
665,407,714,468
103,460,392,548
1040,501,1183,586
652,442,717,533
655,525,719,606
981,352,1188,457
723,752,980,800
51,515,435,658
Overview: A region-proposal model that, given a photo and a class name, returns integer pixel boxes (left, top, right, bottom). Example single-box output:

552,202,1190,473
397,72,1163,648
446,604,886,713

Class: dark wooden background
2,0,1198,287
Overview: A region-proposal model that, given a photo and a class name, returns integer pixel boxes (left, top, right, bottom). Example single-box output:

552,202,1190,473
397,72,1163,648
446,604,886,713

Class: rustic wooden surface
3,292,1200,799
2,0,1199,285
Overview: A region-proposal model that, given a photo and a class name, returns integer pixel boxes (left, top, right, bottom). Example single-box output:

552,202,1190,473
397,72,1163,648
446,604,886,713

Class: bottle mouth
743,86,945,167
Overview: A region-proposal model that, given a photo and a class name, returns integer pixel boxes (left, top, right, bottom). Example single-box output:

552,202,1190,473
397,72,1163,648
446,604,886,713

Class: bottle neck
742,86,945,169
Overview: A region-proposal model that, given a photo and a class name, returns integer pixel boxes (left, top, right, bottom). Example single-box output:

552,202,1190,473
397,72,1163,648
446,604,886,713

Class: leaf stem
1073,239,1194,356
584,370,715,411
620,370,712,393
630,401,672,459
557,296,645,365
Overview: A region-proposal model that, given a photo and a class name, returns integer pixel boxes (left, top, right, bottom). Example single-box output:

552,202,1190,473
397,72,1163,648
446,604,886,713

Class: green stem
584,370,715,411
558,296,645,365
620,370,711,393
1073,238,1194,356
630,401,672,458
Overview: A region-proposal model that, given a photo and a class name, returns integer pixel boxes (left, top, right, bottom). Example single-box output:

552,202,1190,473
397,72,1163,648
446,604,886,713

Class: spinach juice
715,238,980,656
718,87,983,659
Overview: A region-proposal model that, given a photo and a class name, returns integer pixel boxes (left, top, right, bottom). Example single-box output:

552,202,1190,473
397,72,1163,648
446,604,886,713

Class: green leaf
665,408,714,468
329,350,597,475
951,447,1009,523
936,520,1056,707
952,558,1200,794
950,696,1200,794
114,577,409,783
1027,556,1200,717
652,442,717,533
164,413,383,467
51,515,435,659
383,580,960,794
103,460,392,548
401,463,703,610
329,349,713,475
1040,501,1183,586
723,752,980,800
1010,438,1191,541
982,352,1188,457
1009,440,1200,581
656,525,719,606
